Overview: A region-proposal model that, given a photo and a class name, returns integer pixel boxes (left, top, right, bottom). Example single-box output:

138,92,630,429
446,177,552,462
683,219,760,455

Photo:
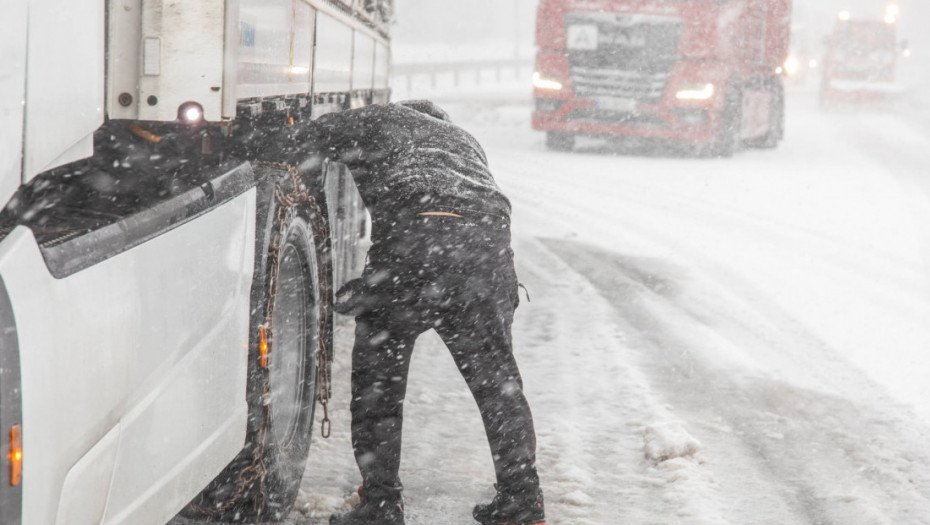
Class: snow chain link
258,161,333,440
184,163,332,519
183,162,332,516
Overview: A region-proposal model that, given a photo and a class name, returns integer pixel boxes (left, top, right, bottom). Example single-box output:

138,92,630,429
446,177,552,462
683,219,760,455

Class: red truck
820,7,905,105
533,0,792,156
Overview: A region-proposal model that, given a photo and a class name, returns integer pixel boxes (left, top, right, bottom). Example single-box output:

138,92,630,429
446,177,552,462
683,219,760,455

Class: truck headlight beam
675,83,715,101
784,56,801,77
533,72,563,91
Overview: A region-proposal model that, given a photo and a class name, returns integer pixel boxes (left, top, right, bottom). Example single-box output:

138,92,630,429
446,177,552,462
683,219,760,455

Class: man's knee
351,374,407,412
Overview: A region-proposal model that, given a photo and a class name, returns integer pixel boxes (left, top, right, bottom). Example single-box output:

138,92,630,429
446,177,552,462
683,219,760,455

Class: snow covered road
294,89,930,525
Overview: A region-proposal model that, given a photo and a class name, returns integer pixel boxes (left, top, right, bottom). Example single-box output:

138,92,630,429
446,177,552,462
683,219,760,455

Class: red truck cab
820,10,902,105
533,0,792,156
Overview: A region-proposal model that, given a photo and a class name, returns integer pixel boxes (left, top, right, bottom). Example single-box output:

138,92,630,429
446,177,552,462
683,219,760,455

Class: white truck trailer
0,1,391,523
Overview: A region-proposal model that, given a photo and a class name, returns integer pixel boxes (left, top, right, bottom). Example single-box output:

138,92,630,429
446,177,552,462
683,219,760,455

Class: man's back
307,102,511,225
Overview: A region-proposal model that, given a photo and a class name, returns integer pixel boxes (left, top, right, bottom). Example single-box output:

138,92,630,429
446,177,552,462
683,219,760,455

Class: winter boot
330,489,405,525
473,487,545,525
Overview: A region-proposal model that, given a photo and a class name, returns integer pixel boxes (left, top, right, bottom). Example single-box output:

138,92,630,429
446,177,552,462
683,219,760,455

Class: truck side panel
236,0,315,101
107,0,390,124
766,0,793,71
22,0,105,182
352,31,375,92
138,0,226,122
107,0,144,121
315,10,354,94
1,190,254,525
108,0,227,122
0,0,27,208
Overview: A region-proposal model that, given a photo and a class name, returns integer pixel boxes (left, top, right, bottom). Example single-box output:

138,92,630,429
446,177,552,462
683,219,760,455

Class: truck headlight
783,56,801,76
178,101,205,124
675,83,715,101
533,72,563,91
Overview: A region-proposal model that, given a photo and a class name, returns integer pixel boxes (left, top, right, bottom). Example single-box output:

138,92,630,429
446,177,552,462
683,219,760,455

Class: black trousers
350,214,540,502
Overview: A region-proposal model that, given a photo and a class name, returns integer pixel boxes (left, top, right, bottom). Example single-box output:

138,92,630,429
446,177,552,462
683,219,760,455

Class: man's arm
291,106,379,170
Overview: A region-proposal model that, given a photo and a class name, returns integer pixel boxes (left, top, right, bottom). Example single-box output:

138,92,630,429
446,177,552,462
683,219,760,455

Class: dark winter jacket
294,101,511,229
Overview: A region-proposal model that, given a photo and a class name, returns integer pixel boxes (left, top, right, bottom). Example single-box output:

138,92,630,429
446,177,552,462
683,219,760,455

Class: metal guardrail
392,58,533,91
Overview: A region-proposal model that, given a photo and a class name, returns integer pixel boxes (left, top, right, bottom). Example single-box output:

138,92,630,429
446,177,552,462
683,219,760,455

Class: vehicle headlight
177,101,205,124
784,56,801,76
533,72,563,91
675,83,715,101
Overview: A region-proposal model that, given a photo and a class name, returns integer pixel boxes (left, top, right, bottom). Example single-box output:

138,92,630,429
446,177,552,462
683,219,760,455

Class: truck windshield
834,23,895,52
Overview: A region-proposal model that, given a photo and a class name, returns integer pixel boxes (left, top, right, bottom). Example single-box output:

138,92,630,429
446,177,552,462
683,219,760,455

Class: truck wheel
545,131,575,152
750,80,785,149
712,85,742,158
179,176,325,522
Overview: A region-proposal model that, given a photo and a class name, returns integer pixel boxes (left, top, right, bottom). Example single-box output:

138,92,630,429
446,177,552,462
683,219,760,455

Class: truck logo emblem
608,29,645,48
567,24,646,50
567,24,599,50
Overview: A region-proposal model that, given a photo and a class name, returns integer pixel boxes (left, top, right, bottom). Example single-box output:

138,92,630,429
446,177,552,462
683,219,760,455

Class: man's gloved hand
333,278,375,317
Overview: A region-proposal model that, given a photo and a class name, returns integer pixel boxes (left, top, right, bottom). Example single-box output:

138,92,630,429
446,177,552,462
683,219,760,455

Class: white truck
0,1,391,523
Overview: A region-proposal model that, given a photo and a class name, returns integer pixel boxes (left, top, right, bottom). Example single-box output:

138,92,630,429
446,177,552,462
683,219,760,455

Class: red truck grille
570,67,670,101
564,12,682,103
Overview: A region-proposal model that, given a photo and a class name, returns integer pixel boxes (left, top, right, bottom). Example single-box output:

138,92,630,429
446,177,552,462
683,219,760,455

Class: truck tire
179,172,327,522
749,80,785,149
712,85,742,158
546,131,575,152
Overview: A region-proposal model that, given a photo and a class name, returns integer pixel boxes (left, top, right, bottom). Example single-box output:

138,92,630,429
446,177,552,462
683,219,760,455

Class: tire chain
261,161,333,440
185,162,333,519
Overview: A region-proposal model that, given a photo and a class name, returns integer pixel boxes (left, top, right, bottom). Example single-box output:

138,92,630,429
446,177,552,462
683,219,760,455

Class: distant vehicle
532,0,793,156
820,5,908,105
0,0,391,524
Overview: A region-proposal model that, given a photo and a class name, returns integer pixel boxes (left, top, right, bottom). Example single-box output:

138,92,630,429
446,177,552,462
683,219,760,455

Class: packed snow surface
295,86,930,524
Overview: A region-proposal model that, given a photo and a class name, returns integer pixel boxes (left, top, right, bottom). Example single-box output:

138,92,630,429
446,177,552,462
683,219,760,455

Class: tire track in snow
511,236,733,524
486,121,930,425
540,237,930,524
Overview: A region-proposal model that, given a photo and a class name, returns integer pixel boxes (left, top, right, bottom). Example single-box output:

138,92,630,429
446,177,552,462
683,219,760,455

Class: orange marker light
9,425,22,486
260,326,269,368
